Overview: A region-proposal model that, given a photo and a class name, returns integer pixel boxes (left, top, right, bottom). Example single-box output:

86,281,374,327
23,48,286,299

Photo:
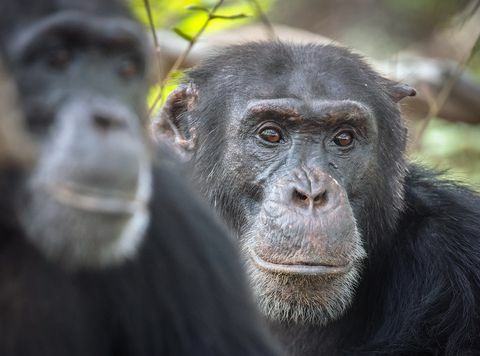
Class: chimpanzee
153,42,480,355
0,1,280,355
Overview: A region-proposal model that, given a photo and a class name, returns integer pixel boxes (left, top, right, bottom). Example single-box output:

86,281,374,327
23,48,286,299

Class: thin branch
414,30,480,148
414,63,465,147
143,0,164,102
148,0,229,117
247,0,276,39
143,0,159,48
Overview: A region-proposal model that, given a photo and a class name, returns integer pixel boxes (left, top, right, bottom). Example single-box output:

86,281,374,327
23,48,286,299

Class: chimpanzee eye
118,57,140,80
46,47,73,70
333,131,354,147
258,126,283,144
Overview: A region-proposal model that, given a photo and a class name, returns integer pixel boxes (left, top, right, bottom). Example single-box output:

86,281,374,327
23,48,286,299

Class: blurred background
132,0,480,189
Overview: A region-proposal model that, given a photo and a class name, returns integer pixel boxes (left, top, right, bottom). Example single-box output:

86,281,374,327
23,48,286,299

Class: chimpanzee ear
386,81,417,103
150,83,198,161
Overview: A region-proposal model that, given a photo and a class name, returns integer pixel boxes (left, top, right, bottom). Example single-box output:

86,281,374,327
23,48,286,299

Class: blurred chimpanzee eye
333,131,354,147
118,57,140,80
45,47,73,70
258,126,283,144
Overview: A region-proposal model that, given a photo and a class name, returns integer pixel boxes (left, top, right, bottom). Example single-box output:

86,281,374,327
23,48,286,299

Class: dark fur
0,158,278,355
158,42,480,355
0,2,279,355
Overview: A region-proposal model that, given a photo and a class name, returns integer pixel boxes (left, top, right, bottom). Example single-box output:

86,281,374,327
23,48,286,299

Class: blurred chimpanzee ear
150,82,198,161
386,80,417,103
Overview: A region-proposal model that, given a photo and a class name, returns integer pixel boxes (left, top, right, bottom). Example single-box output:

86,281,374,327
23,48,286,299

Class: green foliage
131,0,275,111
146,70,185,108
410,118,480,189
131,0,275,37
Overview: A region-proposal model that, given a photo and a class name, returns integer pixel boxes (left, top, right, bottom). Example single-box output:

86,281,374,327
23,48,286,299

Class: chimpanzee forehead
246,46,381,103
0,0,131,44
191,42,384,107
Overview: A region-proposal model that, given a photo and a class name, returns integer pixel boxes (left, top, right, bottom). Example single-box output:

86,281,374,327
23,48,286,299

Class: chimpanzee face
3,8,153,269
216,92,373,325
154,42,415,324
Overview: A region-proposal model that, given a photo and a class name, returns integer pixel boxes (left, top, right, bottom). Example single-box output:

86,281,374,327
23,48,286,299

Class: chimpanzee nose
291,186,328,209
92,112,126,133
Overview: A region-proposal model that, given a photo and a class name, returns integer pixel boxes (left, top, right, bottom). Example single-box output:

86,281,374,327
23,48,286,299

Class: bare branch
247,0,276,39
148,0,251,117
143,0,159,49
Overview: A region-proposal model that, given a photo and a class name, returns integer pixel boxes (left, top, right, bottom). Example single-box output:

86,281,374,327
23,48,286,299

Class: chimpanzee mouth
249,247,353,276
47,183,144,214
45,169,152,215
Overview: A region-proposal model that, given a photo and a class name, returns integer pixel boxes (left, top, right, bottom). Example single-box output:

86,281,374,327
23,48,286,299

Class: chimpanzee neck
269,251,394,355
269,319,352,355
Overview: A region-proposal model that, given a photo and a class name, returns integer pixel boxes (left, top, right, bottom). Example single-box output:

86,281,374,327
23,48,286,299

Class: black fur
0,155,279,355
0,1,279,355
158,42,480,355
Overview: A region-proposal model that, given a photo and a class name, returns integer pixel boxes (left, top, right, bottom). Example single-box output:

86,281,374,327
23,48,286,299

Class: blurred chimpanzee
0,1,280,355
154,42,480,355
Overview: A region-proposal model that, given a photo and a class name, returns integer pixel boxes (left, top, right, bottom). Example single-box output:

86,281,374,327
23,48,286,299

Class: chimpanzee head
153,42,416,325
0,0,152,269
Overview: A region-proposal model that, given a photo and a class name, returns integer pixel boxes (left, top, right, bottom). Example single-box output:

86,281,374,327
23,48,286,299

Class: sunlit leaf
173,27,194,42
186,5,210,12
211,13,249,20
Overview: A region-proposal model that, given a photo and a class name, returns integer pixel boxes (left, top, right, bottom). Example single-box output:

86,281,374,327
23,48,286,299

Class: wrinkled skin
153,42,414,325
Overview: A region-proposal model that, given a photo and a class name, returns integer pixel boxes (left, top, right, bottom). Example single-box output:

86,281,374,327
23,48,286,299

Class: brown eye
118,58,139,79
46,47,72,69
259,127,283,143
333,131,354,147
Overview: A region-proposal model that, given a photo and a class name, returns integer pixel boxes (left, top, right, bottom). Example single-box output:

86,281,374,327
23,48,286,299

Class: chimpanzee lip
46,182,148,215
249,248,352,276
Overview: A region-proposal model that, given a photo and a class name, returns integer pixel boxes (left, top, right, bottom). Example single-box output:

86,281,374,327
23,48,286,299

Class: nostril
291,187,328,208
293,189,309,203
313,190,328,206
93,114,125,133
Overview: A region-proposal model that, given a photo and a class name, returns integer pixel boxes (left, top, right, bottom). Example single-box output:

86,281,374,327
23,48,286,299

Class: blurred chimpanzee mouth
48,183,143,214
249,247,353,276
46,169,151,215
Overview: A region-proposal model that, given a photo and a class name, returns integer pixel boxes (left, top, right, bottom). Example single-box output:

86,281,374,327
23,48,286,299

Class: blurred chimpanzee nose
92,112,127,133
51,97,148,194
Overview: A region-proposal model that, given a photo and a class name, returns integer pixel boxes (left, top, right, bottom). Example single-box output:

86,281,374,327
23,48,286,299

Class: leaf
210,13,249,20
173,27,193,42
186,5,210,13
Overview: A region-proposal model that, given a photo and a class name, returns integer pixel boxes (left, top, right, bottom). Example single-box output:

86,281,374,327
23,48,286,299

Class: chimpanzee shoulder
355,164,480,354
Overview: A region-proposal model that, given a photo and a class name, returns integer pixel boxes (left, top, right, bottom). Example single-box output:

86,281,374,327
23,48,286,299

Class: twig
143,0,159,48
414,31,480,148
247,0,276,39
147,0,230,117
143,0,164,93
414,62,465,147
